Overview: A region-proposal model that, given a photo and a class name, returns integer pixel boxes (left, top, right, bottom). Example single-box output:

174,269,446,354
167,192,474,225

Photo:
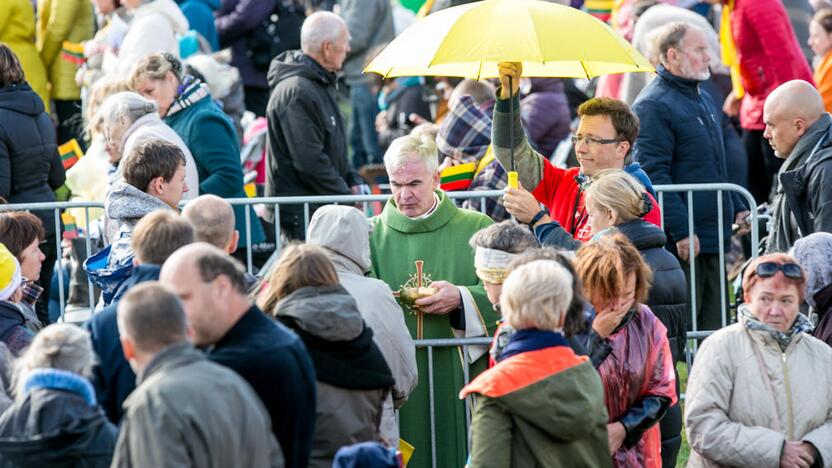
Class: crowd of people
2,0,832,467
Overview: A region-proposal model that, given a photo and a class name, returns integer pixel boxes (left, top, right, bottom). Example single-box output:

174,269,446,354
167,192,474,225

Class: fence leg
428,346,437,468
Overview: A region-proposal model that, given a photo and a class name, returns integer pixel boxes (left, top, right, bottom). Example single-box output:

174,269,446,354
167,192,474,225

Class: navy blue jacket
207,306,317,468
85,264,161,423
632,66,747,254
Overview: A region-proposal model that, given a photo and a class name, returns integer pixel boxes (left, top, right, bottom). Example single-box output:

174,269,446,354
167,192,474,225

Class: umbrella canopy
365,0,654,80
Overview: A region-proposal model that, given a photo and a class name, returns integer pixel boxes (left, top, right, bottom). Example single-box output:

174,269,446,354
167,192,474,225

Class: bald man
182,195,239,253
764,80,832,252
265,11,364,240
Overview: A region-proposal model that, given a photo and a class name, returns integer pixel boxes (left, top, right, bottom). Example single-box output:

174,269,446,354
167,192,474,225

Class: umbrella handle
507,76,518,189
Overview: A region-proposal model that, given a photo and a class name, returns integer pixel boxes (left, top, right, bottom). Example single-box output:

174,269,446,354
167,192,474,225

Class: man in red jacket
496,62,661,244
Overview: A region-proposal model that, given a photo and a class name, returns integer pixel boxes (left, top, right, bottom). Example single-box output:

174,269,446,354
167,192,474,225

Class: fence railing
0,183,764,467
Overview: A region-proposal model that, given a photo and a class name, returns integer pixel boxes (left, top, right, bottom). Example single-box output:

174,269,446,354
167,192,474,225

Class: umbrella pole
507,76,518,189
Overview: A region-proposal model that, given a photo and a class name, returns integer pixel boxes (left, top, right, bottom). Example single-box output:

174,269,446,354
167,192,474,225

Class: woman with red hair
685,253,832,467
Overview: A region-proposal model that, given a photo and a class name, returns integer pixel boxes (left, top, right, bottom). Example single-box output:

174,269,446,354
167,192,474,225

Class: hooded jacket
0,83,65,236
685,311,832,467
0,370,117,468
265,51,362,222
84,183,172,307
460,336,611,468
276,284,393,468
103,0,189,75
768,115,832,253
306,206,418,446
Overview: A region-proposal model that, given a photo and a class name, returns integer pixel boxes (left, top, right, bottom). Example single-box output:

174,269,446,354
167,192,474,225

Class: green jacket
0,0,50,109
461,346,612,468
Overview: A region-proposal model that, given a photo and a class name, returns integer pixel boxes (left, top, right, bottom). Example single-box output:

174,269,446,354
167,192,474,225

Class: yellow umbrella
364,0,653,80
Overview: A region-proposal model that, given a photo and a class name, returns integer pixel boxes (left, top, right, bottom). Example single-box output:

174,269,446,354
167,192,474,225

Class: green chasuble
370,190,497,468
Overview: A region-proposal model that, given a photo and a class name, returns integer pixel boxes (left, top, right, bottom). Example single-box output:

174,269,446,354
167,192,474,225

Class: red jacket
531,164,662,242
731,0,813,130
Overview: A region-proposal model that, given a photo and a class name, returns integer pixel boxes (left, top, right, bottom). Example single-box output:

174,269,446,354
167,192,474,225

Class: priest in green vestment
369,134,497,468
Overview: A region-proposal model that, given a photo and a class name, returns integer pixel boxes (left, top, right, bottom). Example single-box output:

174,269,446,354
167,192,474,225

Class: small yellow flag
244,183,257,198
398,439,415,466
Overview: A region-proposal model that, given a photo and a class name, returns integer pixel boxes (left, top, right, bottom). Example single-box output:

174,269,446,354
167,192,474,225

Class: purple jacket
520,78,571,157
215,0,278,89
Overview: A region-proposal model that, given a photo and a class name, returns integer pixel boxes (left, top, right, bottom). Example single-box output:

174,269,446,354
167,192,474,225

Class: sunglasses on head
755,262,803,280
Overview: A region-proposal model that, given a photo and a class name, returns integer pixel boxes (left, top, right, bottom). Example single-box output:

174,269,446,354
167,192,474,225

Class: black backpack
246,1,305,71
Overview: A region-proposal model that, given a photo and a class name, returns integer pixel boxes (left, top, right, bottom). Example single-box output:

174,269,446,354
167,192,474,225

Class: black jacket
0,387,117,468
0,83,65,234
207,305,317,468
779,123,832,246
265,51,361,220
617,219,687,363
378,83,431,151
632,66,746,254
85,264,161,423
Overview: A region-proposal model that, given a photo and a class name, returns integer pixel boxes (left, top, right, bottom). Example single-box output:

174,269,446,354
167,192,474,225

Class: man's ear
617,141,631,160
794,118,809,136
432,169,441,189
226,230,240,255
120,337,135,362
145,176,164,197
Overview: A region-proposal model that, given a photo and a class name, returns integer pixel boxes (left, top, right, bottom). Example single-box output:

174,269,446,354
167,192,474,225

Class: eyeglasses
755,262,804,280
571,135,622,147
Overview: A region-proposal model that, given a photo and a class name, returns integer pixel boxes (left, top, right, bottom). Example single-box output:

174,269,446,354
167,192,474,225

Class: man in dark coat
86,211,194,423
632,22,749,332
161,243,317,468
265,11,363,240
764,79,832,253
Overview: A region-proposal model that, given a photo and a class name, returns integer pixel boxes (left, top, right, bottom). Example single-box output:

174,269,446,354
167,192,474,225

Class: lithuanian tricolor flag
61,213,78,239
61,41,86,65
439,162,476,191
59,139,83,170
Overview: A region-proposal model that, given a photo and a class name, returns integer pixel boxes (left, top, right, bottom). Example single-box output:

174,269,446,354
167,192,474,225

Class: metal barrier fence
0,183,762,467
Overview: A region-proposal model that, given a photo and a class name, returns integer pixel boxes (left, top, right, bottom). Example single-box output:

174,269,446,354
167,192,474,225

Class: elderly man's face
321,26,351,72
389,156,440,218
673,28,711,81
763,103,804,158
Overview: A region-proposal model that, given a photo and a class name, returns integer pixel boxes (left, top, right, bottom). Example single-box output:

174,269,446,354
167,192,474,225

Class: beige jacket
685,315,832,467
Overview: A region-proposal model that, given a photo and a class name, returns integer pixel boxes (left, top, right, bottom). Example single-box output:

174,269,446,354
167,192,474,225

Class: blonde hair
84,76,131,138
500,260,573,331
257,244,340,315
129,52,184,89
584,169,647,223
13,324,94,399
384,132,439,175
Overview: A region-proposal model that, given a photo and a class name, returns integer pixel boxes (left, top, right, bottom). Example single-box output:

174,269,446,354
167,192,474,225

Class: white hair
500,260,573,331
301,11,347,55
96,91,157,136
383,133,439,174
13,324,95,399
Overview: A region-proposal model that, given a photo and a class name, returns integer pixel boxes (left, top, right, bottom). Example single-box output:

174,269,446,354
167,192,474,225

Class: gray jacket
340,0,394,85
112,342,284,468
767,114,832,253
306,205,418,446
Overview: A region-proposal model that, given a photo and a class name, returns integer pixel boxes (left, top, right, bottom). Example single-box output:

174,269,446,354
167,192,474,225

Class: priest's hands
416,281,462,314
